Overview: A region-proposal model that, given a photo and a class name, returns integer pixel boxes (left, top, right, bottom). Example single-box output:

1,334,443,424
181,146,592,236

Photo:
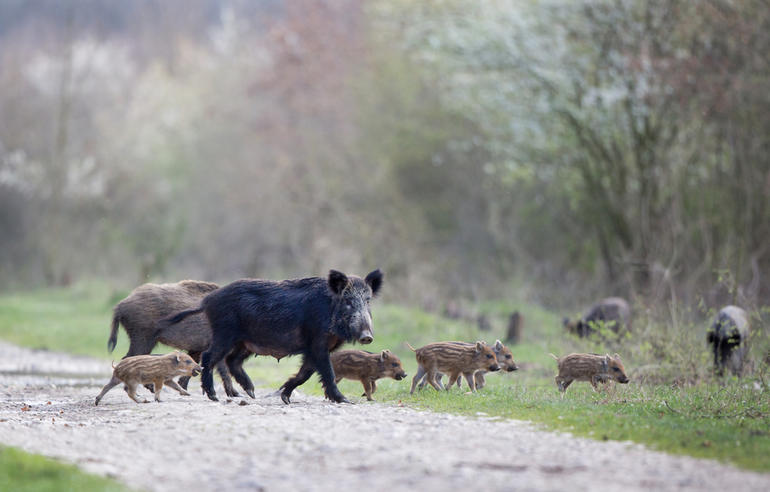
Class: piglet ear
328,270,349,295
494,340,503,351
174,351,181,362
475,341,483,353
614,353,621,360
381,350,390,361
365,269,384,297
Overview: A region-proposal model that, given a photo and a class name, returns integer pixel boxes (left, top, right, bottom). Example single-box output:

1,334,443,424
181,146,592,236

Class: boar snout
358,330,374,344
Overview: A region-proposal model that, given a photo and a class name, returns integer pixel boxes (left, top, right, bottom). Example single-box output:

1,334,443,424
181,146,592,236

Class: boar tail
157,307,204,329
405,342,416,352
548,353,559,361
108,312,121,353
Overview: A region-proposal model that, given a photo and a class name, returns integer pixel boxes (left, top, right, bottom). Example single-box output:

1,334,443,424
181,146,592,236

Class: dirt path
1,341,768,492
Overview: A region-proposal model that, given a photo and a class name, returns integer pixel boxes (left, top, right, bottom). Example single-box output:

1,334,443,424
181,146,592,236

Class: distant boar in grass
94,351,202,405
331,349,407,401
549,353,629,394
408,341,500,394
707,305,750,377
563,297,630,338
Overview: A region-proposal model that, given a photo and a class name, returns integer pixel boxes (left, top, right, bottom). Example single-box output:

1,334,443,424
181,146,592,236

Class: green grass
0,446,130,492
1,283,769,473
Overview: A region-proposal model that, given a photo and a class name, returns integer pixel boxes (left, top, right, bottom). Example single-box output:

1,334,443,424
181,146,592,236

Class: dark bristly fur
331,349,407,401
109,280,236,396
158,269,384,404
94,351,202,405
707,305,750,377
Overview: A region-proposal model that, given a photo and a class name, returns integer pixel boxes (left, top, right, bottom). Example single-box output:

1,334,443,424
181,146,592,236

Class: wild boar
418,340,518,390
563,297,630,338
707,305,750,377
109,280,237,397
549,352,629,393
408,341,500,394
159,269,384,403
331,349,408,401
94,351,202,405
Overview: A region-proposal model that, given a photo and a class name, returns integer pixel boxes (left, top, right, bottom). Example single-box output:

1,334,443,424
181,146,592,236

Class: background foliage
1,0,769,318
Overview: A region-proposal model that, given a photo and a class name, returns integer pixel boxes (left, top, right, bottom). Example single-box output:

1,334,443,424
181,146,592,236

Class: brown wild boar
109,280,237,396
408,341,500,394
549,352,629,393
419,340,518,390
331,349,408,401
94,351,202,405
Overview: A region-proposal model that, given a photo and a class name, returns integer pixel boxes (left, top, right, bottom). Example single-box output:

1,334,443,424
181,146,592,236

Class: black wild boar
159,269,384,403
94,351,202,405
563,297,630,338
331,349,407,401
408,341,500,394
549,352,629,393
109,280,237,397
707,305,750,377
418,340,518,390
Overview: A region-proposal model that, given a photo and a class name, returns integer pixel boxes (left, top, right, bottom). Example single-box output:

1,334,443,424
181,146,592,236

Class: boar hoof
246,389,256,399
281,393,292,404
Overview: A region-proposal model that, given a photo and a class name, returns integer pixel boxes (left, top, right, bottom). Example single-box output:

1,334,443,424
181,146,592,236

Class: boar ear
365,269,384,297
475,341,483,353
494,340,503,351
381,350,390,361
328,270,349,295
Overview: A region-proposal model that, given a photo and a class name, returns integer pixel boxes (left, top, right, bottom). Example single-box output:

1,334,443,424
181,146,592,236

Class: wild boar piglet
94,351,202,405
549,352,629,393
331,349,407,401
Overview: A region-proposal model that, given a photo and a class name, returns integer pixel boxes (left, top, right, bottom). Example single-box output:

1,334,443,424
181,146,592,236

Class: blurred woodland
1,0,769,314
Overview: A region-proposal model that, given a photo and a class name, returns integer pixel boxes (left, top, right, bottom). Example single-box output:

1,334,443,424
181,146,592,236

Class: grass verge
0,445,130,492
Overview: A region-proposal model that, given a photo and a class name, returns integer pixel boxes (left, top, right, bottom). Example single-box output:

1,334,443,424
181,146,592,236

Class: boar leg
443,372,460,392
360,378,374,401
462,372,478,392
152,379,166,402
163,379,190,396
281,356,316,404
126,383,149,404
474,371,486,390
94,375,123,406
312,349,349,404
425,368,440,391
410,365,427,394
225,344,254,398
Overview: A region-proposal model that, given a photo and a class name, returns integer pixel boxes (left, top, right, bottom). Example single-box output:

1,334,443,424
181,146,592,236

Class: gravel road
1,341,768,492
